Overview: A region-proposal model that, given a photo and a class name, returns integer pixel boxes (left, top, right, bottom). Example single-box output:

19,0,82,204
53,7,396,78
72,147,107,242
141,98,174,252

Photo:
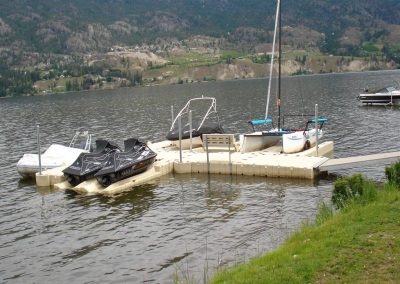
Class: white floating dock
318,151,400,171
36,140,334,195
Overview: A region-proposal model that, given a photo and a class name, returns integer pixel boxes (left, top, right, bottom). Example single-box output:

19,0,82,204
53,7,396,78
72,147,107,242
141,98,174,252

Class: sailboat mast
278,0,282,130
264,0,280,120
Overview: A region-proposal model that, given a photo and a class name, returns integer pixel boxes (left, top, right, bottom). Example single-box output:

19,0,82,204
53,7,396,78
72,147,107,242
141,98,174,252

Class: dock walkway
318,151,400,171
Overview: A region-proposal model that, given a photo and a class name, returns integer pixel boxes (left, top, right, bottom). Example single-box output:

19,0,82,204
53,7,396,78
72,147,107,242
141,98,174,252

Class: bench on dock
202,134,238,152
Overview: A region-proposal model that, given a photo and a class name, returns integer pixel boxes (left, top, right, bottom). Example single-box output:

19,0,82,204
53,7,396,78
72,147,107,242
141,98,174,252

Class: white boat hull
358,88,400,105
240,132,281,153
16,144,88,177
282,129,323,154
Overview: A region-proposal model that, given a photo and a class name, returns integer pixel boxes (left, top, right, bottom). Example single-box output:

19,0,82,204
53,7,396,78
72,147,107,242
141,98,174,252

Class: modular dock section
36,140,334,195
318,151,400,171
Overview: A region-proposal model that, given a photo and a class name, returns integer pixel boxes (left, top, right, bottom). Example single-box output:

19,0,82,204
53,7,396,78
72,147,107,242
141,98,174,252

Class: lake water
1,70,400,283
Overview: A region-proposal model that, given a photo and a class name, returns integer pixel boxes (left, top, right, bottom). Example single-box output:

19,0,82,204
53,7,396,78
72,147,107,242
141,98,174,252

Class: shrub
385,160,400,187
332,178,351,209
347,174,364,197
332,174,375,209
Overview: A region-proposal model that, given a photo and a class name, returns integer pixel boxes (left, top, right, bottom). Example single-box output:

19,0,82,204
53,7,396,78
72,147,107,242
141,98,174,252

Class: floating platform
318,151,400,171
35,139,334,195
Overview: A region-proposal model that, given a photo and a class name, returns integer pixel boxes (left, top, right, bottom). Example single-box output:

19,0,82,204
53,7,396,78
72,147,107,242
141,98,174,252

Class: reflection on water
1,70,400,282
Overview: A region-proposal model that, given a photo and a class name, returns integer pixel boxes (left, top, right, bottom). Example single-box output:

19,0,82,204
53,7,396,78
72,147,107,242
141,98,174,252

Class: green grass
168,52,220,67
211,182,400,283
362,42,380,53
221,50,245,60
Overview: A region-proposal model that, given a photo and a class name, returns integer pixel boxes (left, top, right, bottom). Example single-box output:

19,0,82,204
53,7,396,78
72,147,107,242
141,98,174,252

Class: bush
385,160,400,187
348,174,364,197
332,174,375,209
332,178,351,209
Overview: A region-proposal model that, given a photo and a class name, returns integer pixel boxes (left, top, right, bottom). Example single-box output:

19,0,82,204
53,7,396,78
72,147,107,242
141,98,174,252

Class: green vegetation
251,53,271,64
291,68,311,76
0,61,39,97
211,162,400,283
362,42,380,53
385,161,400,187
221,50,244,64
382,44,400,64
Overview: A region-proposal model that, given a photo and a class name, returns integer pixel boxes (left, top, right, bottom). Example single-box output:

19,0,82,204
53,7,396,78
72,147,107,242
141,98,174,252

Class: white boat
357,86,400,105
16,131,93,178
166,96,224,149
240,119,289,153
282,118,327,153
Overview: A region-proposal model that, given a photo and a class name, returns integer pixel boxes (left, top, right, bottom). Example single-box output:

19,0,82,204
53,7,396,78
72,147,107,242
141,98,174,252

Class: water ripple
0,71,399,282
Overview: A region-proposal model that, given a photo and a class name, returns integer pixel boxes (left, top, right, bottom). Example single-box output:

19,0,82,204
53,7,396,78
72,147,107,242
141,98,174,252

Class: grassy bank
211,169,400,283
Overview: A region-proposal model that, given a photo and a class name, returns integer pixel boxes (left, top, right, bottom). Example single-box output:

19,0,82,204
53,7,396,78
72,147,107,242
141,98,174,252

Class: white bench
202,134,238,152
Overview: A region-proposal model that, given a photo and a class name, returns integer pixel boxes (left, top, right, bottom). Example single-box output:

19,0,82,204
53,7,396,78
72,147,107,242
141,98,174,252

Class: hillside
1,0,400,54
1,0,400,96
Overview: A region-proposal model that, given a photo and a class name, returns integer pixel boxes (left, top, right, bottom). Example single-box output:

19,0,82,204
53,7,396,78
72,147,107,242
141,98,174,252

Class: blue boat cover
309,118,328,123
275,130,290,134
249,119,273,125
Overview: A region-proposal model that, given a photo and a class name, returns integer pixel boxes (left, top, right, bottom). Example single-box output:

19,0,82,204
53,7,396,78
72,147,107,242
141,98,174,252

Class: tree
65,80,72,91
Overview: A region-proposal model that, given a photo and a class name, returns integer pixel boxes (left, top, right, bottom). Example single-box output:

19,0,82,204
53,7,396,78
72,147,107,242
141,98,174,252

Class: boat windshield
369,86,396,93
170,97,220,131
69,131,93,151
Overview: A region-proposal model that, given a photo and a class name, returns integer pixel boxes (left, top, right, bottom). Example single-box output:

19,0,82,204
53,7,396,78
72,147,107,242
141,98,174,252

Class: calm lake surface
1,70,400,283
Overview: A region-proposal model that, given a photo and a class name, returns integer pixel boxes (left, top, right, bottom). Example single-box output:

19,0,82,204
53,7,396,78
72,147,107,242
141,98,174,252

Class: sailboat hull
240,132,282,153
282,129,323,154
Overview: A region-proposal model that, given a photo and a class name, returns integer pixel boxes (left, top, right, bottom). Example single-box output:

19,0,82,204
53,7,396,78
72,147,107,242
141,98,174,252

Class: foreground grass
211,185,400,283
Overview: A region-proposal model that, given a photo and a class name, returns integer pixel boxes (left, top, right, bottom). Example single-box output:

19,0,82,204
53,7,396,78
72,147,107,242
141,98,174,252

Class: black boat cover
94,138,157,187
166,123,224,141
63,139,121,186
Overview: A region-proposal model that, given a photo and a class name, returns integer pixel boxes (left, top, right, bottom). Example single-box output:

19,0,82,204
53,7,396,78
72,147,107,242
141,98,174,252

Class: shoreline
2,68,400,99
211,171,400,283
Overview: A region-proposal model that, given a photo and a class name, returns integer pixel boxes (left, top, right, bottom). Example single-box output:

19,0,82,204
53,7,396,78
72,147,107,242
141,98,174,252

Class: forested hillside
1,0,400,96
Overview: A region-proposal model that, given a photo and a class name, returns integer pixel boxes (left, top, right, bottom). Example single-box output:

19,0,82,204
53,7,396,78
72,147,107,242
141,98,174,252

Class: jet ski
63,139,121,186
94,138,157,187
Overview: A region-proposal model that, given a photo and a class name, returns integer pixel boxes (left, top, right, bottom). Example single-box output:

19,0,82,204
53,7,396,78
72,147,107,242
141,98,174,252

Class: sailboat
240,0,328,154
240,0,289,153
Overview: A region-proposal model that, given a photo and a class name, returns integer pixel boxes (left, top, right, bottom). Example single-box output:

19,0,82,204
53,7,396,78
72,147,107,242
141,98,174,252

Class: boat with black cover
94,138,157,187
63,139,121,186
